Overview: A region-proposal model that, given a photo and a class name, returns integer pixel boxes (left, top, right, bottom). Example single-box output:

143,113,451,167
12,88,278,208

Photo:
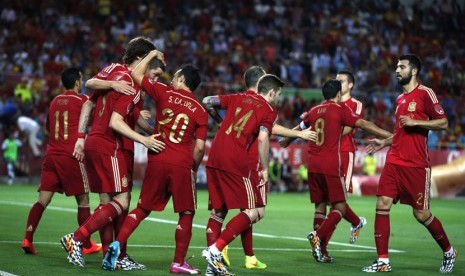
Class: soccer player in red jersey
21,68,101,255
203,66,314,272
362,54,457,273
281,79,391,263
101,50,208,274
307,71,368,260
85,56,165,270
60,38,164,268
201,74,284,275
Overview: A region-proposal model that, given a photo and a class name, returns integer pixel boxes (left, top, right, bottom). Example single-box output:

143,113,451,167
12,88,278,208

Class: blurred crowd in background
1,0,465,161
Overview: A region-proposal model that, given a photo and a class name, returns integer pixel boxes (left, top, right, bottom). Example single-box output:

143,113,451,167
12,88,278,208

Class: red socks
24,202,46,242
173,212,194,264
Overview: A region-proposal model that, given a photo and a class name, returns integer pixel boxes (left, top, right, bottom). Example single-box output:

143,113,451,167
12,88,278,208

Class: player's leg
362,195,393,272
22,191,54,254
75,193,102,255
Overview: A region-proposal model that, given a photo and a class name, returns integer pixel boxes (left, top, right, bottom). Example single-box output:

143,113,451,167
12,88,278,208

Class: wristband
77,132,86,139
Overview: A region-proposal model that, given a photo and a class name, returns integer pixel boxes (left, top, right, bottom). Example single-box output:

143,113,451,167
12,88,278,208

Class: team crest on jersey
408,101,416,112
122,176,128,187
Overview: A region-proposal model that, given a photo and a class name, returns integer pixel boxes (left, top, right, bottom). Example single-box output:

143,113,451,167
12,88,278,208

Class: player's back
148,82,208,169
207,92,277,176
304,101,359,176
86,70,141,155
46,91,89,156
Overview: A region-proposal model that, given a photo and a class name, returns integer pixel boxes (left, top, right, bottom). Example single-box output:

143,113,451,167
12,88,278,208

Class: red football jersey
141,76,208,169
386,84,446,168
85,70,142,156
45,91,89,156
207,92,278,176
301,100,360,176
340,97,364,152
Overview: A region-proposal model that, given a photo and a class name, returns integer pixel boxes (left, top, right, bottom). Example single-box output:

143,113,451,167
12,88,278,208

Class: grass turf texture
0,184,463,275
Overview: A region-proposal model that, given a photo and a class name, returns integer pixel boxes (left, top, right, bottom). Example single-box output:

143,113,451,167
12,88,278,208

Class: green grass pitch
0,184,463,275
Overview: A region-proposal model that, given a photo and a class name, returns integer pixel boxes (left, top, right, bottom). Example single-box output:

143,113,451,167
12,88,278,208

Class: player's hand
112,81,136,95
73,138,85,162
366,138,384,154
148,50,166,66
258,169,268,187
400,115,416,127
140,110,151,120
299,128,316,142
279,137,291,148
142,134,166,152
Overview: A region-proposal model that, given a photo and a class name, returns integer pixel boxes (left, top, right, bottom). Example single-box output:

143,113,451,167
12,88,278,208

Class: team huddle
20,37,457,275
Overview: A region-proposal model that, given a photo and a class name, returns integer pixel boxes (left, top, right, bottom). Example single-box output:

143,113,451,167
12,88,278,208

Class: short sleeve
342,104,361,127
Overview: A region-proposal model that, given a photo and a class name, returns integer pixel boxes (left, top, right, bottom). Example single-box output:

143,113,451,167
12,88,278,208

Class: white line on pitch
0,200,405,253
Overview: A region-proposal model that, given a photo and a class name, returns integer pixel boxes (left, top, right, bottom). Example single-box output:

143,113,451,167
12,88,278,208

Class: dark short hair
148,57,165,71
337,70,355,86
61,67,81,89
178,64,201,91
399,53,422,73
257,74,285,95
244,66,265,89
322,79,341,100
123,36,156,65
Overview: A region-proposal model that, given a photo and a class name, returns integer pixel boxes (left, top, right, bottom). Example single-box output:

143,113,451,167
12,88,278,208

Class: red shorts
137,162,196,212
39,154,89,196
84,150,129,194
341,151,354,193
308,172,347,204
123,149,134,190
378,163,431,210
207,167,266,210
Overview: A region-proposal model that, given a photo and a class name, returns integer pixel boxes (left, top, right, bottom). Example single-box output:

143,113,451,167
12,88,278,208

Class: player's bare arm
272,124,315,141
279,124,303,148
257,126,270,186
192,138,206,172
202,96,223,124
136,111,154,134
400,116,448,130
86,78,136,95
73,100,95,162
342,126,353,136
131,50,165,86
109,111,165,152
366,136,393,154
355,119,393,139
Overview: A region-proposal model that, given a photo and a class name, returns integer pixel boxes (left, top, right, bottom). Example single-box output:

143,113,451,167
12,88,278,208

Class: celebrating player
22,68,101,256
362,54,457,273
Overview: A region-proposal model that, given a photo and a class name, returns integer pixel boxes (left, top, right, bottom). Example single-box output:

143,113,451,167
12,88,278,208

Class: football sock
24,201,46,242
313,211,326,230
116,207,150,244
74,200,123,243
421,215,451,252
99,221,114,256
206,214,223,246
321,215,335,254
344,205,361,227
77,205,92,249
215,212,251,251
115,209,128,258
241,226,254,256
375,208,390,258
173,212,194,264
316,209,342,241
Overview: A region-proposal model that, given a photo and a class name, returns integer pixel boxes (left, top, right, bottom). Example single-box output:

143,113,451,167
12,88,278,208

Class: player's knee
413,209,431,222
181,210,195,216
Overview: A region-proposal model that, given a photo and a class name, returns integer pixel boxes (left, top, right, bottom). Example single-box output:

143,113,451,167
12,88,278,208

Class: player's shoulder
417,84,439,103
97,63,126,78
